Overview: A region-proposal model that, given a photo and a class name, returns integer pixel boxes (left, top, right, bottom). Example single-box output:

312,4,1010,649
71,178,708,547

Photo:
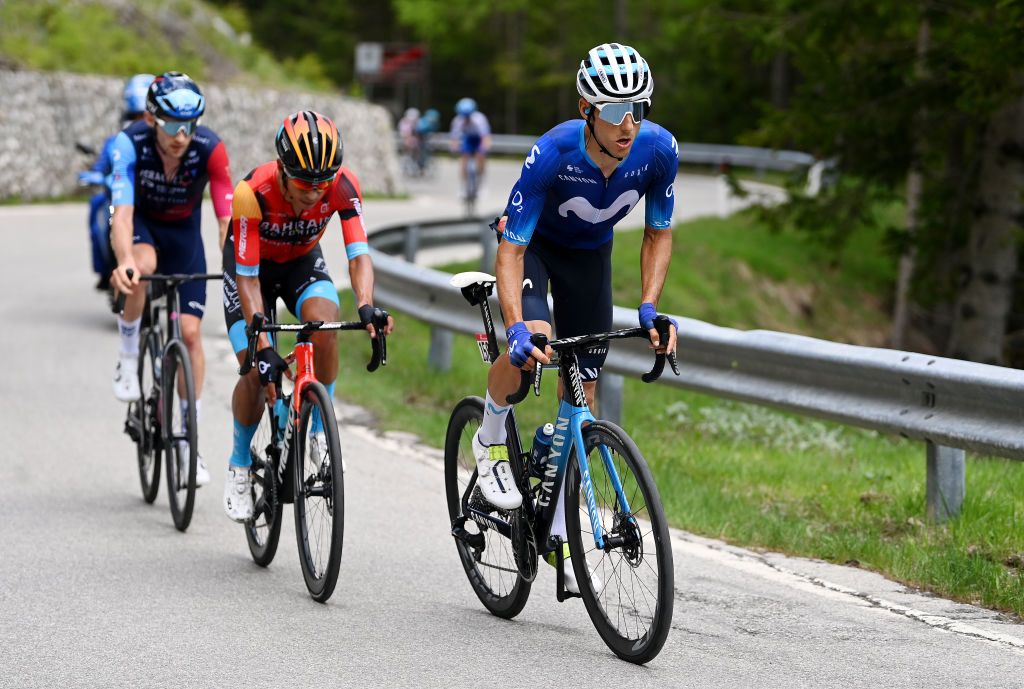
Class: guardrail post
596,372,624,427
428,326,454,371
926,442,965,522
404,224,421,263
480,219,496,272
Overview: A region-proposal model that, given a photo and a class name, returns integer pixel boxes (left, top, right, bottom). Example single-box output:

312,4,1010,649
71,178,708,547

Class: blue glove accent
506,321,533,368
638,302,658,331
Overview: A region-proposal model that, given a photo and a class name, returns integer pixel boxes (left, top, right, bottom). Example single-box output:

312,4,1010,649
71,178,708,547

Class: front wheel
134,329,162,503
293,382,344,602
565,421,674,664
444,396,531,619
163,340,198,532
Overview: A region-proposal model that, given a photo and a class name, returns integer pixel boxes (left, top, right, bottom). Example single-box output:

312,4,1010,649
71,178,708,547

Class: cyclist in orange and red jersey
221,110,394,522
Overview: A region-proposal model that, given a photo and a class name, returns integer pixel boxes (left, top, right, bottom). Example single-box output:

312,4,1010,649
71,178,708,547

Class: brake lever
641,316,673,383
239,312,266,375
530,333,548,396
366,308,389,372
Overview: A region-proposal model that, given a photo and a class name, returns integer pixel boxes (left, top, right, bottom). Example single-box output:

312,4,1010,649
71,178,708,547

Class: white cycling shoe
112,353,140,402
176,442,210,487
471,431,522,510
309,431,346,473
223,466,253,522
546,544,604,596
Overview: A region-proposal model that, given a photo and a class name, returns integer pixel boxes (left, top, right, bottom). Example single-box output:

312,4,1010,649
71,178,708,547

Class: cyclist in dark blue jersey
471,43,679,594
108,72,234,487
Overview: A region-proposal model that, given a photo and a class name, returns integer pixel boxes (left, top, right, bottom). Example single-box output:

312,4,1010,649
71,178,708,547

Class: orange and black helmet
275,110,343,184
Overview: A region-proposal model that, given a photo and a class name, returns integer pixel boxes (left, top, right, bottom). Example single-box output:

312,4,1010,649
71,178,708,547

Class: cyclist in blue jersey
80,74,155,290
471,43,679,593
449,97,491,200
108,72,235,487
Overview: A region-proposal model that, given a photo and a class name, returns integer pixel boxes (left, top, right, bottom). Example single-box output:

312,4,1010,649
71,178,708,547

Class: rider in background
220,110,394,522
449,98,491,199
472,43,679,593
108,72,234,487
80,74,154,290
397,107,421,175
414,108,441,175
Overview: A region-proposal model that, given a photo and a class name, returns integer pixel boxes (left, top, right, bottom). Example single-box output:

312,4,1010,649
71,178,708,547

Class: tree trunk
890,16,930,350
946,92,1024,364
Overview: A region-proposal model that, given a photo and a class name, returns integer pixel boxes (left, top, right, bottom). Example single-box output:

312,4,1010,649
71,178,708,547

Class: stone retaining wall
0,70,400,201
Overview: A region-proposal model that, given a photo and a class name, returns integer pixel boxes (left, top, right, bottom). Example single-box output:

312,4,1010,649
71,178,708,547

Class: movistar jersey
503,119,677,249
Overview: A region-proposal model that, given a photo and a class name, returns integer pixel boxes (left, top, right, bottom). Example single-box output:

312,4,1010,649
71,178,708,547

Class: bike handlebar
112,269,222,315
238,310,390,377
505,320,679,403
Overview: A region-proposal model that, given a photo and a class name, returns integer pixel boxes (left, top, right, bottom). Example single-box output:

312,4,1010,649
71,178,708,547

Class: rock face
0,69,400,200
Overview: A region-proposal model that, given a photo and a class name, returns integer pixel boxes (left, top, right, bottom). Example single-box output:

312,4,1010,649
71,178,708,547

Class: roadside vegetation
332,209,1024,617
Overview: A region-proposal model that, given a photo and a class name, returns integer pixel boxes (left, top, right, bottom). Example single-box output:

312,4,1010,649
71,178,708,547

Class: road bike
119,270,222,532
444,271,678,664
238,306,389,602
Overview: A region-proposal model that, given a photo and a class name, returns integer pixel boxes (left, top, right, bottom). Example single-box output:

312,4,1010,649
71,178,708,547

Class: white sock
479,391,510,446
180,399,202,434
118,316,142,356
551,480,567,541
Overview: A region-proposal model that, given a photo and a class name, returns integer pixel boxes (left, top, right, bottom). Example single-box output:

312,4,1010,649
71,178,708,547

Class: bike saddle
449,271,496,288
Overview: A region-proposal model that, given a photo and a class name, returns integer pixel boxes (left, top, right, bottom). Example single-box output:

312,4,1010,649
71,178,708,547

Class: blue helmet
455,97,476,116
146,71,205,120
123,74,155,118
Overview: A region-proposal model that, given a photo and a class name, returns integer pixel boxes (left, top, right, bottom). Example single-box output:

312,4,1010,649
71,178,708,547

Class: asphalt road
0,159,1021,688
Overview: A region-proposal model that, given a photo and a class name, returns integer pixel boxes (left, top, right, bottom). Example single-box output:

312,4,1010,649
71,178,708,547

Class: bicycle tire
245,404,283,566
134,329,162,504
293,381,344,602
565,421,674,664
162,340,198,532
444,396,531,618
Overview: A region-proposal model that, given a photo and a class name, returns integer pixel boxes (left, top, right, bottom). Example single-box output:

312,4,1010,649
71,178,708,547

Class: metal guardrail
368,217,1024,521
417,133,815,172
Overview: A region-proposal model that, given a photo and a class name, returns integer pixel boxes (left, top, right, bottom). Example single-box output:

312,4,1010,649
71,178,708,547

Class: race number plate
476,333,491,364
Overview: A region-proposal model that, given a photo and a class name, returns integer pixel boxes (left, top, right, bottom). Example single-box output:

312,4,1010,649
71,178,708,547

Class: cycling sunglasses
154,116,199,137
283,169,333,192
592,100,651,126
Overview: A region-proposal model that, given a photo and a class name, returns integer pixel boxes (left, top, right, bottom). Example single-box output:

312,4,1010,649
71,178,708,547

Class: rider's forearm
238,274,271,350
640,226,673,306
495,242,527,327
110,205,135,265
217,217,230,252
348,254,375,307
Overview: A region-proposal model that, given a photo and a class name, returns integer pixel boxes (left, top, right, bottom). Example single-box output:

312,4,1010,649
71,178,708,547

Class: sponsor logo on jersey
350,197,362,215
522,278,533,290
524,144,541,169
557,174,599,184
504,228,527,243
238,217,247,256
511,191,523,207
557,190,640,224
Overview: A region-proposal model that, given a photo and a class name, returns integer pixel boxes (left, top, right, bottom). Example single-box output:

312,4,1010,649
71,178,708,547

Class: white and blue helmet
455,97,477,116
123,74,155,117
576,43,653,104
146,71,205,120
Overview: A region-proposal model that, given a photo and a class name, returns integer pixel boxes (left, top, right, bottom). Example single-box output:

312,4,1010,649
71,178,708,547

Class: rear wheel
293,382,344,602
163,341,198,532
444,396,531,619
565,421,674,664
246,401,283,566
134,330,162,504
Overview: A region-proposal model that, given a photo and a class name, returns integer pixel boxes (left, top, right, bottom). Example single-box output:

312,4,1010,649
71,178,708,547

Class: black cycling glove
358,304,377,328
255,347,287,386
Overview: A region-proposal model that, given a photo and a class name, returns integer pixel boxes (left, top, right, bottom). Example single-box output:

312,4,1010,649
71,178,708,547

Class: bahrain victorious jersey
502,119,678,249
231,161,369,277
109,119,233,222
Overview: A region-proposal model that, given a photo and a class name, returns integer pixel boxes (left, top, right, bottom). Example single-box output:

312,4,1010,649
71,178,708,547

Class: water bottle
530,423,555,475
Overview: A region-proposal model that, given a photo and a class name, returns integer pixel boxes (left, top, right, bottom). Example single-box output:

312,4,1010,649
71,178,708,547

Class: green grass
331,209,1024,617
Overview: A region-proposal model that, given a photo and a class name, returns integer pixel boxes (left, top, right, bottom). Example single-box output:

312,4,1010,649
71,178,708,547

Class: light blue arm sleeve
644,128,678,230
108,132,137,207
502,136,558,246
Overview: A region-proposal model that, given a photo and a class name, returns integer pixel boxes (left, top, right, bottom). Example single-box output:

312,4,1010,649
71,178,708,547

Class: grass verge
332,209,1024,616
